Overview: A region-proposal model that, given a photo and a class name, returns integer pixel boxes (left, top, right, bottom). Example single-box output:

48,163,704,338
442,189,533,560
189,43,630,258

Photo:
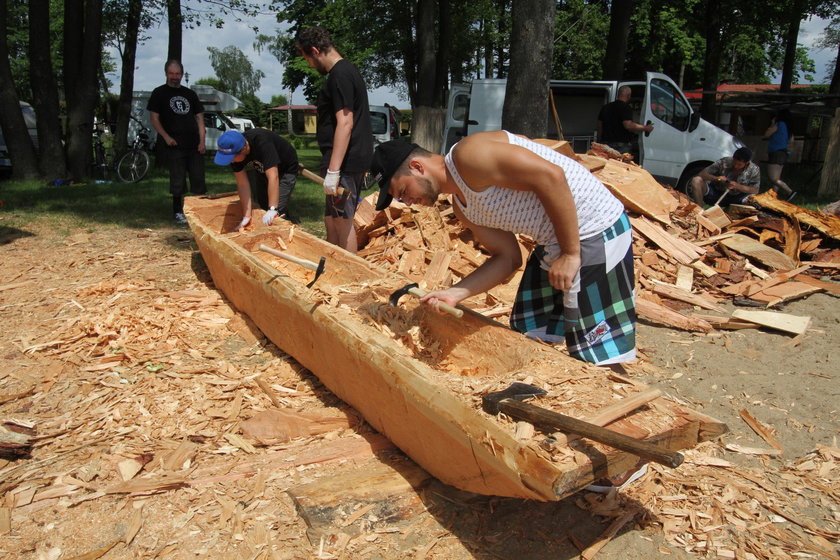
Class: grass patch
0,146,330,237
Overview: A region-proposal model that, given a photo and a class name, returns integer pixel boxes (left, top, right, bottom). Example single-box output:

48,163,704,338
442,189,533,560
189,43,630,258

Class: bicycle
114,115,152,183
91,121,111,182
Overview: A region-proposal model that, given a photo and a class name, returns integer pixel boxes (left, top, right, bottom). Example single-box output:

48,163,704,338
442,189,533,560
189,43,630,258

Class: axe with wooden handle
298,166,344,196
482,382,684,468
389,282,464,318
259,244,326,288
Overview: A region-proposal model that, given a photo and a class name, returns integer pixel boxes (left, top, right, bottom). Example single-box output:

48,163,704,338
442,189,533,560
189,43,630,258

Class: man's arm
622,119,653,134
149,112,176,146
420,207,522,311
264,166,280,208
233,169,253,219
196,113,206,154
454,134,581,290
329,108,354,172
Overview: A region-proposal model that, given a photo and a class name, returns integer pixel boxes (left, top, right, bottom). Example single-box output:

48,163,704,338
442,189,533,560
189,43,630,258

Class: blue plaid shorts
510,213,636,365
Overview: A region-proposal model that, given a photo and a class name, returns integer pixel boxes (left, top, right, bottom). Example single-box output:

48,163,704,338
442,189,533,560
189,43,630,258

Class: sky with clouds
109,9,835,108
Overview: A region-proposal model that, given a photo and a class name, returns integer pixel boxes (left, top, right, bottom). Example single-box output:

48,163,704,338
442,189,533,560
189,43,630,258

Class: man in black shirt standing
147,60,206,223
596,85,653,163
214,129,299,229
295,27,373,253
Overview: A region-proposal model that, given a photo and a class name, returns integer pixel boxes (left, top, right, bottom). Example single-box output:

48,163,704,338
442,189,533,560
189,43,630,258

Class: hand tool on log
298,165,345,196
389,282,463,318
482,382,684,468
203,191,239,200
259,244,326,288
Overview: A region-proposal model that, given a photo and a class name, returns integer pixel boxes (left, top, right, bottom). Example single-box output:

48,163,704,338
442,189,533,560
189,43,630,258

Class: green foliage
206,45,266,99
552,0,609,80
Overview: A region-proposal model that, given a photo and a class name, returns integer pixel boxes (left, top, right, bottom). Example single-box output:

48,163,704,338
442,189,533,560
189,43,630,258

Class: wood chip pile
352,141,840,337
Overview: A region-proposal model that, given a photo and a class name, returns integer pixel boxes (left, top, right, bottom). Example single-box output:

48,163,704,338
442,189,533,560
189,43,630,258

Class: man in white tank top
370,131,636,366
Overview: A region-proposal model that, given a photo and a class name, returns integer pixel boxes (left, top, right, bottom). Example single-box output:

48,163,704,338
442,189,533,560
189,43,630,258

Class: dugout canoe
185,196,727,501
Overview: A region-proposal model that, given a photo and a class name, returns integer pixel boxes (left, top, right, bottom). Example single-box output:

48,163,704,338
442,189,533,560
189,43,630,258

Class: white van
0,101,39,173
442,72,744,190
228,117,255,133
370,104,401,145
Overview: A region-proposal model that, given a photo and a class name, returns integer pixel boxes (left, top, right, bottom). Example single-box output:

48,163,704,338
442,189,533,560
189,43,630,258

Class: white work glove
236,216,251,230
262,208,278,226
323,169,341,196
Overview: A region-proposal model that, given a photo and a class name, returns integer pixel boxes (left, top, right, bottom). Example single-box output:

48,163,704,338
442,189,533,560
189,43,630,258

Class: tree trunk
29,0,67,180
818,108,840,199
495,0,508,78
114,0,142,155
779,0,804,93
0,0,38,179
434,0,451,108
502,0,555,138
167,0,182,63
64,0,104,181
829,43,839,96
602,0,634,81
700,0,722,123
412,0,443,152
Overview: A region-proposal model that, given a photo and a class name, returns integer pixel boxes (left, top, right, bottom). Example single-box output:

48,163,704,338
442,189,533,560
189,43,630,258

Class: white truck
442,71,745,190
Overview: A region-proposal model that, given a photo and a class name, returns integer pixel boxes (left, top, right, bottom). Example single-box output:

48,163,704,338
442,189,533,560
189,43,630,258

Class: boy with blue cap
215,129,299,229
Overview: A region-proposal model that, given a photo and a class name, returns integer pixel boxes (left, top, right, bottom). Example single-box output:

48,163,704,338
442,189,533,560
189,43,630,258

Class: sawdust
0,215,838,560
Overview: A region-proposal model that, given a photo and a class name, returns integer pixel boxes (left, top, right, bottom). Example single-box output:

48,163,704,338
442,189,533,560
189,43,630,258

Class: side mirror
689,112,700,132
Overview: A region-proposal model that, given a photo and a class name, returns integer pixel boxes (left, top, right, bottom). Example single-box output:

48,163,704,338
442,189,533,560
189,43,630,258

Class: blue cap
214,130,246,165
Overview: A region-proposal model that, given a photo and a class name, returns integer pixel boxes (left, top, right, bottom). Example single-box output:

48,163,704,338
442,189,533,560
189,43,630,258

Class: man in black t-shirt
214,129,299,229
295,27,373,253
596,85,653,163
147,60,206,223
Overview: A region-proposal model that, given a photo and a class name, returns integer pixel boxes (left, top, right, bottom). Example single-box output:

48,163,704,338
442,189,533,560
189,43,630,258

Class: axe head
305,257,327,288
482,382,547,415
389,282,419,307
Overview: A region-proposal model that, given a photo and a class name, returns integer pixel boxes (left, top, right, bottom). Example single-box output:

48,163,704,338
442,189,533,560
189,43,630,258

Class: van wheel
677,163,708,195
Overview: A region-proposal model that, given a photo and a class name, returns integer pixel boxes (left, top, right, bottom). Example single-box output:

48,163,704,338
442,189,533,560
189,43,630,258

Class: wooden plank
675,265,694,291
423,250,452,289
748,282,821,306
719,234,797,271
594,160,677,225
650,282,726,312
745,264,811,296
730,310,811,335
702,205,731,229
287,458,431,539
794,273,840,296
636,296,713,332
738,409,783,452
630,216,705,265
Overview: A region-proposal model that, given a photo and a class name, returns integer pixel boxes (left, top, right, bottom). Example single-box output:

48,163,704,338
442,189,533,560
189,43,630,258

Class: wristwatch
268,206,277,212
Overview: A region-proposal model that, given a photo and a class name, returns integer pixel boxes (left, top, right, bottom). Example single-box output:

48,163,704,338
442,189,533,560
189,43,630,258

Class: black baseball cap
371,140,419,211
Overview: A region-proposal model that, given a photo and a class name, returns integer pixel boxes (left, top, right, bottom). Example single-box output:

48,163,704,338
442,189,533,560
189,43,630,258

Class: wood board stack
353,140,840,336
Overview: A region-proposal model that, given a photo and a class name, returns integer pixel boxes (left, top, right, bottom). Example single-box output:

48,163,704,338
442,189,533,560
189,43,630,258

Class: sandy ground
0,218,837,560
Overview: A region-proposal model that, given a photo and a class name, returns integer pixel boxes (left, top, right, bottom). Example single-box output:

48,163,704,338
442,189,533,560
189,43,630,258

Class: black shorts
768,150,788,165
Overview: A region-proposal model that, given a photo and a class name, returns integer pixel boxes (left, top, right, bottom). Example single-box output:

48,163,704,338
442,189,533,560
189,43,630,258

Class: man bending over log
370,132,636,366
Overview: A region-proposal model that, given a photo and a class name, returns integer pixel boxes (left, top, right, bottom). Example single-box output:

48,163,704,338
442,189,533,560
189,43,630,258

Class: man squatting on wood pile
370,131,636,366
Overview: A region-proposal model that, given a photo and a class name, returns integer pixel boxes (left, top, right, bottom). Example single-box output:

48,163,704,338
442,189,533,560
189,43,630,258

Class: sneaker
174,212,187,224
786,191,797,202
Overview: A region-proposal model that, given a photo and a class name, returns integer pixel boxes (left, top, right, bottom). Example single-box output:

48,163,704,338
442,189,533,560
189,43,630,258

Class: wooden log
650,281,726,312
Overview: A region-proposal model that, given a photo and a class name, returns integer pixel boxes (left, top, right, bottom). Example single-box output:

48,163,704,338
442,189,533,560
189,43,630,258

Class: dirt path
0,218,837,560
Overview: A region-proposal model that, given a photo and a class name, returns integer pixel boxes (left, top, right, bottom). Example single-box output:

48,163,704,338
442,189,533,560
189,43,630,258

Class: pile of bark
352,140,840,335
